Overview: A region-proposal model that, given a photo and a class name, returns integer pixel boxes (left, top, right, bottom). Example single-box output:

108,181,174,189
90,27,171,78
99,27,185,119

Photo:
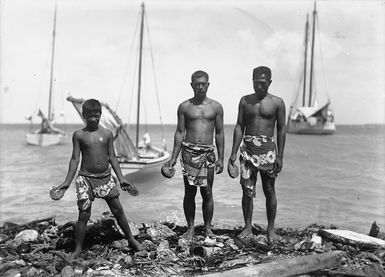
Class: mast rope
144,10,166,143
115,8,141,115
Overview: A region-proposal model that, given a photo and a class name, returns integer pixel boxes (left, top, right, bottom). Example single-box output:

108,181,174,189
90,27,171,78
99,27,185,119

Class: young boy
54,99,143,261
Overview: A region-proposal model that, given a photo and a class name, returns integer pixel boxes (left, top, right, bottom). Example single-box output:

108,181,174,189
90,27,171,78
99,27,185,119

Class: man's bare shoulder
267,93,285,106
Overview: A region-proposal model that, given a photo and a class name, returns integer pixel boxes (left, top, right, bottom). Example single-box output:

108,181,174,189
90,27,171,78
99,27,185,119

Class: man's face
253,73,271,94
191,76,209,97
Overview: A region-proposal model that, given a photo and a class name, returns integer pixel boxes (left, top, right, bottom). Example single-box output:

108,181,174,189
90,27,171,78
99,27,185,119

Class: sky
0,0,384,125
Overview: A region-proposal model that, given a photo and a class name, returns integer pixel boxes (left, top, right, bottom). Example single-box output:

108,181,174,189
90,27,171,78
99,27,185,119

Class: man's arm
229,98,245,163
274,98,286,173
168,104,185,167
58,131,80,189
214,103,224,173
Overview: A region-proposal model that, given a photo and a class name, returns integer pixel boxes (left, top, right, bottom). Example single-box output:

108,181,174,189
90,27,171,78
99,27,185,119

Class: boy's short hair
82,99,101,116
253,66,271,80
191,70,209,82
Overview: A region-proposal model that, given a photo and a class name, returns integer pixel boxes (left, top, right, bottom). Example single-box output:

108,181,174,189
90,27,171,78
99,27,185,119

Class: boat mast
136,3,145,148
308,1,316,107
47,0,57,121
302,14,309,107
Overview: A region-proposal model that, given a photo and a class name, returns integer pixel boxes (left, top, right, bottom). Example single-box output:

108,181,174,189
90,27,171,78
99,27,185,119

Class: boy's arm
229,98,245,163
274,98,286,173
108,129,139,196
167,104,185,168
107,130,125,183
58,131,80,189
214,103,224,174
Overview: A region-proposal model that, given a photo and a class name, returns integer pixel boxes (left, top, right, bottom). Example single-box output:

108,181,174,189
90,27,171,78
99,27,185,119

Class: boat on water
67,3,169,175
286,2,336,135
25,1,66,146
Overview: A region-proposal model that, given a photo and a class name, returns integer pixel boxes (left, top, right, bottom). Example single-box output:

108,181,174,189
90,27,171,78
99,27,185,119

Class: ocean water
0,124,384,234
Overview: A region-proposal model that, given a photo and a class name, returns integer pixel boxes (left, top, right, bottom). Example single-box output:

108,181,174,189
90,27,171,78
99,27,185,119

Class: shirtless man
164,70,224,239
228,66,286,242
54,99,143,261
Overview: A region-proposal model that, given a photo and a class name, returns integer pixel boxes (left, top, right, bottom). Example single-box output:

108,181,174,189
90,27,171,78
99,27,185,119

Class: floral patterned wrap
180,141,216,187
239,135,277,198
75,167,120,211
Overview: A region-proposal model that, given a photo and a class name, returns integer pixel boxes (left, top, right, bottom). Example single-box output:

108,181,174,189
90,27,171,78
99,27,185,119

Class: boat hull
25,133,65,146
120,147,170,175
286,121,336,135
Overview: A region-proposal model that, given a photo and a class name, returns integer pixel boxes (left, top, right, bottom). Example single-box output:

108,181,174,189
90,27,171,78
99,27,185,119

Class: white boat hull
287,121,336,135
120,147,170,175
25,133,65,146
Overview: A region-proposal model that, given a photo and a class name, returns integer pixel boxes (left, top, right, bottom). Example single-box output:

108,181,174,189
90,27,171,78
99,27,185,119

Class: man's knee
78,210,91,222
200,187,213,201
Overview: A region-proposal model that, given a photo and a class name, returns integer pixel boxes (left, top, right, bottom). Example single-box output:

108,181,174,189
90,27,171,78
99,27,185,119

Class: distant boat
67,3,169,175
26,1,66,146
286,2,336,135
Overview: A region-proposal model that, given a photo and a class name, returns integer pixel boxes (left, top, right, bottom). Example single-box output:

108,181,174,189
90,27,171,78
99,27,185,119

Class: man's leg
261,174,279,242
183,176,197,240
239,191,254,238
68,208,91,262
106,197,143,251
200,167,214,237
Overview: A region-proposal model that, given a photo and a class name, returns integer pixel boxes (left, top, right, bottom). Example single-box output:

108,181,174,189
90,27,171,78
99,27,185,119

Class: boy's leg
68,208,91,262
261,173,279,242
200,167,214,237
106,197,143,251
239,165,257,238
183,176,197,240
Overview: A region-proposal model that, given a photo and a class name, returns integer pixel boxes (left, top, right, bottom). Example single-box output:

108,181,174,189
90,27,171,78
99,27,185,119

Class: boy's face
83,109,101,127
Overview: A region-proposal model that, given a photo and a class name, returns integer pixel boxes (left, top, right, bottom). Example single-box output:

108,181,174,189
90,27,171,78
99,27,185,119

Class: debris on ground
1,214,384,276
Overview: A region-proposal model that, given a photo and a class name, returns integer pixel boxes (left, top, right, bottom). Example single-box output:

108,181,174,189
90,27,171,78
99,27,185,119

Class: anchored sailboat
286,2,336,135
67,3,169,174
26,1,66,146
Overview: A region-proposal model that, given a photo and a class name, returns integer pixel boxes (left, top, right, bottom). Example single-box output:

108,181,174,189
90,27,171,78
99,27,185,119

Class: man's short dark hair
82,99,101,116
253,66,271,80
191,70,209,82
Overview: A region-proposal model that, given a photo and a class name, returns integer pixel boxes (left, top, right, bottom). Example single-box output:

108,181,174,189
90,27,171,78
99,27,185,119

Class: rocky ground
1,212,385,277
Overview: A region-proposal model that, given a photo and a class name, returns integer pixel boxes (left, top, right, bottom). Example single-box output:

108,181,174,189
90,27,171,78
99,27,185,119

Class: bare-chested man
54,99,143,262
228,66,286,242
164,70,224,239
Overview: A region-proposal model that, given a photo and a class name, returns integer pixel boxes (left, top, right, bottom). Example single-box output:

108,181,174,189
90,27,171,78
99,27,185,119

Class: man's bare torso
242,93,280,137
182,98,219,145
77,127,111,174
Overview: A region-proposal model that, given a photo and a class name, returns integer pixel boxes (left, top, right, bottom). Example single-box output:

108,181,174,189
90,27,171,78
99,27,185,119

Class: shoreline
1,213,385,276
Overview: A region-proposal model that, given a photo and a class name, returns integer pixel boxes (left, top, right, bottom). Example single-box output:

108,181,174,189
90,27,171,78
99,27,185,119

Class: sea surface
0,124,384,234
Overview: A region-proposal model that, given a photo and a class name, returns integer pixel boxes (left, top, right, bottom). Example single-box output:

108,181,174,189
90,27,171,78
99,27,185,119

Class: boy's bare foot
65,251,81,265
129,238,144,252
181,228,195,240
237,227,252,239
120,182,139,196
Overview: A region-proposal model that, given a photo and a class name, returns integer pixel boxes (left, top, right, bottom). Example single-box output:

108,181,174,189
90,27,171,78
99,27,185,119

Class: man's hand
215,159,224,174
273,157,283,174
120,179,139,196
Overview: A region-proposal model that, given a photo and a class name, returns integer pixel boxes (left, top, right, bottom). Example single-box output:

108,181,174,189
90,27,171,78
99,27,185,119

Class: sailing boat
67,3,169,175
25,1,66,146
286,2,336,135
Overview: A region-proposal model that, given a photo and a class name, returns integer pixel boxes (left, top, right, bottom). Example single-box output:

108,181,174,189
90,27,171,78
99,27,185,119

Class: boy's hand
215,159,224,174
120,179,139,196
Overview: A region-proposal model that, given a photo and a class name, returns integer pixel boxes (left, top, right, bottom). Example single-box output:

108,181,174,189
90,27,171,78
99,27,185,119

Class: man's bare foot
129,238,144,252
65,251,80,264
237,227,252,239
204,229,216,238
181,228,195,240
267,228,281,243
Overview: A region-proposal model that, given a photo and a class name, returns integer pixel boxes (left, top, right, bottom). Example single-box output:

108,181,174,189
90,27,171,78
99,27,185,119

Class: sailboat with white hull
67,3,169,175
26,1,66,146
286,2,336,135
